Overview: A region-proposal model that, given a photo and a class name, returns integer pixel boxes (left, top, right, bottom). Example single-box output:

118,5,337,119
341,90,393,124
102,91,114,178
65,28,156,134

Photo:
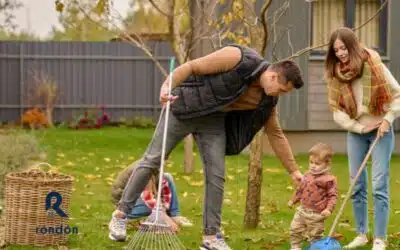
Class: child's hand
287,200,294,208
321,209,331,217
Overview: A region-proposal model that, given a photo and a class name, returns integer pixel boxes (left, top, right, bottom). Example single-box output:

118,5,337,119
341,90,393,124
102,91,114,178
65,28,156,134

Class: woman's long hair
325,27,365,79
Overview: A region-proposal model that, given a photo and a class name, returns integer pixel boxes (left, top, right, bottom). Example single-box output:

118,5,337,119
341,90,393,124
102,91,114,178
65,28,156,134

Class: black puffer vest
170,44,278,155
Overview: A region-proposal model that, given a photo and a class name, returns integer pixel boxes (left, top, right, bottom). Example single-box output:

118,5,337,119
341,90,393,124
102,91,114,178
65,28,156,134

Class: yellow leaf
88,152,95,156
96,174,102,178
183,192,188,197
224,199,232,205
103,158,111,162
190,181,204,187
66,161,74,166
286,186,294,191
85,204,91,210
57,153,65,158
227,175,235,181
84,174,97,180
86,192,95,196
107,181,113,186
128,156,135,160
106,177,114,182
226,191,233,196
236,169,244,173
95,167,100,171
183,176,191,182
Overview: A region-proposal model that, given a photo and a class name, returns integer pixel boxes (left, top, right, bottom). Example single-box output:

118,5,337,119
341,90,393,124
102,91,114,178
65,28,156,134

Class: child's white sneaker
372,239,386,250
344,235,368,249
172,216,193,227
108,210,127,241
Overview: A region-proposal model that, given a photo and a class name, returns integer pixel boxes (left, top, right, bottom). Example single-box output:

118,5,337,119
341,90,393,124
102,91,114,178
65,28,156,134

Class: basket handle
27,162,53,172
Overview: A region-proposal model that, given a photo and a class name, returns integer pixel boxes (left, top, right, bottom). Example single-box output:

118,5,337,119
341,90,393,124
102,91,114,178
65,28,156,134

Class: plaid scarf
327,48,392,119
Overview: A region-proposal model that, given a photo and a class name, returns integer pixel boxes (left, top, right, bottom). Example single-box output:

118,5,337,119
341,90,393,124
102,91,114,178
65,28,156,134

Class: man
108,44,305,250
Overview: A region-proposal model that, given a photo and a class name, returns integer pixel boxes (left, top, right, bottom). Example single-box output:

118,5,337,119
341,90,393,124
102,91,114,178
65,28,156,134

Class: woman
325,27,400,250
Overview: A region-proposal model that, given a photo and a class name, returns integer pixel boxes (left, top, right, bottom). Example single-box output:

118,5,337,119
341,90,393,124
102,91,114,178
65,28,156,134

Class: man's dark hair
268,60,304,89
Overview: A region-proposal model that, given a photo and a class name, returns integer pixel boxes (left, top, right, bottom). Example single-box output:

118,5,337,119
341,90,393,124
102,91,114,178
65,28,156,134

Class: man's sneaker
344,235,368,249
200,233,232,250
172,216,193,227
372,239,386,250
108,210,127,241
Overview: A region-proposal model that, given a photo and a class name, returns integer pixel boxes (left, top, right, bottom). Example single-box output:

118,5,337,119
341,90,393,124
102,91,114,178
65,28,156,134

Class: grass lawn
5,127,400,250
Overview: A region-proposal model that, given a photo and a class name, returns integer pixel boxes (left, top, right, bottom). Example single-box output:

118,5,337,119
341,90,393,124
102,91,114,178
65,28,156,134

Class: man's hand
159,83,178,107
290,170,303,186
321,209,331,217
362,121,381,134
377,120,390,138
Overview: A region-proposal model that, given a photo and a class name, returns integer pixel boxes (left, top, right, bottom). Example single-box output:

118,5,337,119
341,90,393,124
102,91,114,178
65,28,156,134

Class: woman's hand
362,121,381,134
159,83,178,107
161,212,180,232
378,120,391,138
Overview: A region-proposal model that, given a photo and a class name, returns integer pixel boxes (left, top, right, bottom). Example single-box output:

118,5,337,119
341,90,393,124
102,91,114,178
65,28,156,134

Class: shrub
0,132,41,199
120,116,156,128
21,108,48,129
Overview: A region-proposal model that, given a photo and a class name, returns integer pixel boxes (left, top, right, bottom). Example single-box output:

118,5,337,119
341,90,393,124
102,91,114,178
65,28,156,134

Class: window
311,0,388,55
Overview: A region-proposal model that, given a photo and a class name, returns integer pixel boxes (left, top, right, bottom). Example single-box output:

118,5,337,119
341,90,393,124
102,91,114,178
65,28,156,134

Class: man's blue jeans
127,173,180,219
347,128,394,239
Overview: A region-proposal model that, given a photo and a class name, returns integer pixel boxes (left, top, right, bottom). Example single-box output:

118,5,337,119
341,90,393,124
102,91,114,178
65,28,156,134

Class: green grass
5,127,400,250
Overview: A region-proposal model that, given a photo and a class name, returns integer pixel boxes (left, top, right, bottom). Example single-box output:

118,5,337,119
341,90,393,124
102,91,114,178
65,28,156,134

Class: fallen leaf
88,152,94,156
264,168,281,173
86,192,95,196
95,167,100,171
226,191,233,196
236,169,244,173
286,186,294,191
84,174,98,180
223,199,232,205
183,192,188,197
227,175,235,181
193,152,197,156
128,156,135,160
190,181,204,187
395,210,400,214
57,153,65,158
84,184,90,188
66,161,75,166
85,204,91,210
183,176,191,182
103,158,111,162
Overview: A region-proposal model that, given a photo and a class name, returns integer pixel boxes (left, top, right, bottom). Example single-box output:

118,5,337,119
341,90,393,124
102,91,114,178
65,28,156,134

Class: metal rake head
125,208,186,250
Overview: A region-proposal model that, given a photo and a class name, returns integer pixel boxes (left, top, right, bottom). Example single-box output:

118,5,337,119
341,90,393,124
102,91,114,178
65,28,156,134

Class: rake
125,57,186,250
306,135,380,250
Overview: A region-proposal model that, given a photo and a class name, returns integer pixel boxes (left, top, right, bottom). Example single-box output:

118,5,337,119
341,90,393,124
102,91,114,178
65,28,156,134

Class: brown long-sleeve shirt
163,46,298,173
290,172,338,213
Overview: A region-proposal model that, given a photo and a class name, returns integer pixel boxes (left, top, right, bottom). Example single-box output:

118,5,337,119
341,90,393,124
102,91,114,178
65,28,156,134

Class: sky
13,0,131,38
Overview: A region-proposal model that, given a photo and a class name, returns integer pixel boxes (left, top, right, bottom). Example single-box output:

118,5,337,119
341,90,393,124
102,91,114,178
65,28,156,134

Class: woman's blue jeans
347,128,394,239
127,173,180,219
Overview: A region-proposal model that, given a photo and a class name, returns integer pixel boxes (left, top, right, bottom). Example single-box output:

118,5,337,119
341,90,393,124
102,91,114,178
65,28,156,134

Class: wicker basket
4,163,74,247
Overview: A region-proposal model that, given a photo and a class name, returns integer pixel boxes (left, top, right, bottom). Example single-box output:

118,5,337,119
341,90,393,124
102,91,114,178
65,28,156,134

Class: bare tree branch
148,0,172,18
260,0,273,55
76,4,168,76
283,0,389,61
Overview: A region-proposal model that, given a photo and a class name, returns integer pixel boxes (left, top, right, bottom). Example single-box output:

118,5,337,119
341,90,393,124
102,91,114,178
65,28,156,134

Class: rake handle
328,135,380,237
155,57,176,223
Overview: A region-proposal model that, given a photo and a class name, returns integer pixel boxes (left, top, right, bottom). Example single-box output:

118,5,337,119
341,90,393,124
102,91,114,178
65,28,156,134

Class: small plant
21,108,49,129
69,106,111,129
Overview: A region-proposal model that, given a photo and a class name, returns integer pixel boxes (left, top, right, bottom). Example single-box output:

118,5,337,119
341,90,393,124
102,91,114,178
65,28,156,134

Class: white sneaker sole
108,233,126,242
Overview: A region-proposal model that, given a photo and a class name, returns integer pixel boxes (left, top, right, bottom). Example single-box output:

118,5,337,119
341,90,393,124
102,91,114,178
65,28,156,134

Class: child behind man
288,143,338,250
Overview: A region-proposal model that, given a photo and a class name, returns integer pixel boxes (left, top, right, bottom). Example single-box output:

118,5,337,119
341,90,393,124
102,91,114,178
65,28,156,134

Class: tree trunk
244,131,263,228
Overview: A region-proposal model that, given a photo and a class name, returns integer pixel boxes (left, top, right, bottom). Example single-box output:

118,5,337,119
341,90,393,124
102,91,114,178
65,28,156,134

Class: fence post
19,43,24,119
